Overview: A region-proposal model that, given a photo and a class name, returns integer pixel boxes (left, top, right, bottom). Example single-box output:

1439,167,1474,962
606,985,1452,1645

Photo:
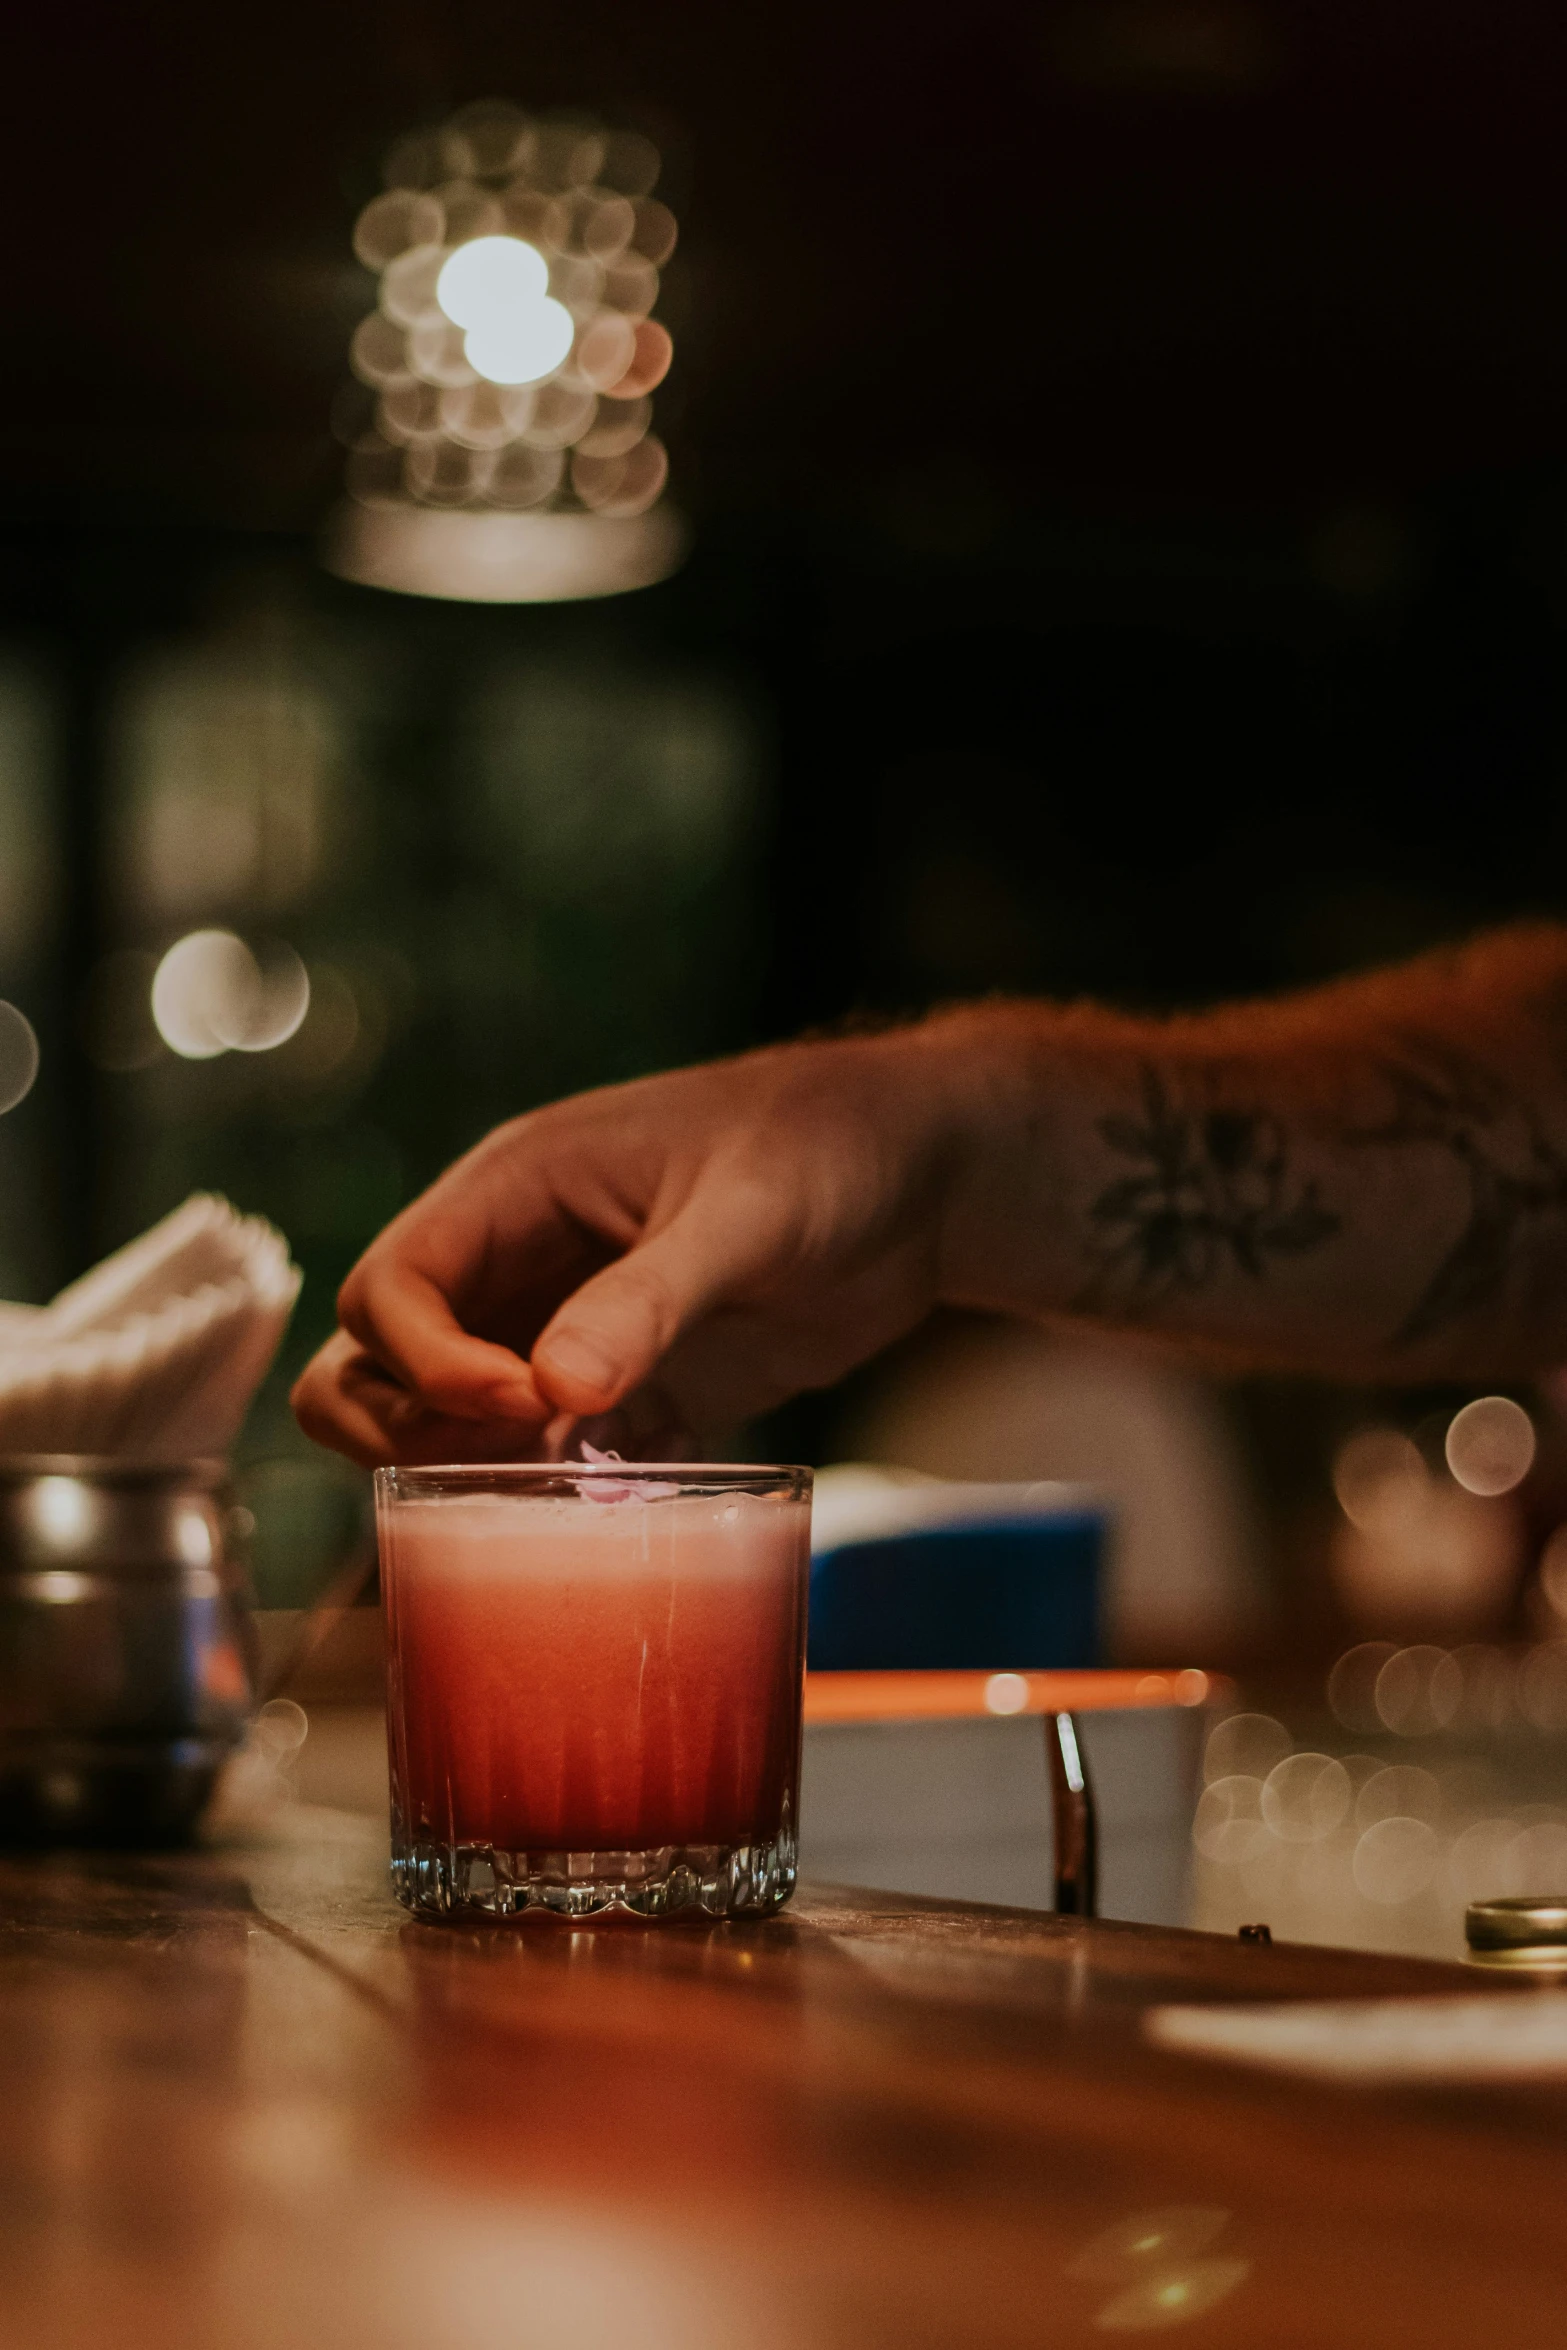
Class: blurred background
5,0,1567,1939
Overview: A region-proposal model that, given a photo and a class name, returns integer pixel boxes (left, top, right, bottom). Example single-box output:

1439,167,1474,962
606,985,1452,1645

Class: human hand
291,1027,982,1465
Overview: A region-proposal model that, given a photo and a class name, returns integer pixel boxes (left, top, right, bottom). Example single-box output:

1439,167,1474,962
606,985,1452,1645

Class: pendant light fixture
324,100,685,603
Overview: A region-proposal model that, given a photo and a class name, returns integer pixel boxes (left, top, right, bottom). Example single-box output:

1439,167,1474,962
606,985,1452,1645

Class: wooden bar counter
0,1808,1563,2349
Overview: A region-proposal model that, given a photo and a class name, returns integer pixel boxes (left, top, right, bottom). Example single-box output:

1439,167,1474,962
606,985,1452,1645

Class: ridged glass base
391,1814,797,1921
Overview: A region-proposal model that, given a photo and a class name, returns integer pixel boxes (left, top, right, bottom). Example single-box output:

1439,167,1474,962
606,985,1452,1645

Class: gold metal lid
1466,1898,1567,1969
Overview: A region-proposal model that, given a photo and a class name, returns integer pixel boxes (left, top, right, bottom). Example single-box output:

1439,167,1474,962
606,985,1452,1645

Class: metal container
0,1457,254,1845
1466,1897,1567,1973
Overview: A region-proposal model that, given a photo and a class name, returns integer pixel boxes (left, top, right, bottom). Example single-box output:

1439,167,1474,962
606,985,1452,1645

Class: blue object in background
806,1512,1105,1672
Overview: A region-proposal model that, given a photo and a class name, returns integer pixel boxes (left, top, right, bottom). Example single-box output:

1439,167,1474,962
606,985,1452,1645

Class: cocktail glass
376,1461,812,1920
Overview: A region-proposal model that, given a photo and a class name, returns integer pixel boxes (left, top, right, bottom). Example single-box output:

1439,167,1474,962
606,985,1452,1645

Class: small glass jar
378,1461,812,1921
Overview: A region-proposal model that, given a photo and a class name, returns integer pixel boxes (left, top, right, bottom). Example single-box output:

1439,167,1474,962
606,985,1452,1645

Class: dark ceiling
6,0,1567,527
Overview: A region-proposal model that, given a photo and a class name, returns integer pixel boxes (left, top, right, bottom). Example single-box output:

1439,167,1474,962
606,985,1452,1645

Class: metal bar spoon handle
1046,1710,1098,1917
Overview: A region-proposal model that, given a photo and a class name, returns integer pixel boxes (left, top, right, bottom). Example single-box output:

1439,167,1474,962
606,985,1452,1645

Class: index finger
339,1256,551,1424
292,1331,562,1466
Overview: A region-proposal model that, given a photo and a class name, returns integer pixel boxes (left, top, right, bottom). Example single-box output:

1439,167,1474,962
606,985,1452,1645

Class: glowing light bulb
464,299,575,387
435,235,550,329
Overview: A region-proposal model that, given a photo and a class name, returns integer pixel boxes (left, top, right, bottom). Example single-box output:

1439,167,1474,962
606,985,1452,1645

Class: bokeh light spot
1326,1642,1398,1733
380,244,447,330
1518,1642,1567,1733
1192,1775,1270,1866
1446,1395,1536,1496
0,1002,39,1113
1202,1712,1289,1784
1375,1645,1462,1735
435,235,550,329
1355,1763,1442,1832
1068,2206,1231,2282
353,190,444,272
571,433,669,519
1261,1752,1351,1843
1094,2260,1252,2332
1333,1427,1426,1531
607,317,673,398
1352,1814,1439,1903
151,932,310,1060
1540,1525,1567,1620
465,300,575,388
252,1697,309,1760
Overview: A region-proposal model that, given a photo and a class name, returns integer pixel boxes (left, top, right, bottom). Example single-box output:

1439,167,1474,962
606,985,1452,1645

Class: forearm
928,925,1567,1381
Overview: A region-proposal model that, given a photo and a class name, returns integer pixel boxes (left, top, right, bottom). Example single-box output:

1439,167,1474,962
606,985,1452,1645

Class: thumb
529,1191,784,1414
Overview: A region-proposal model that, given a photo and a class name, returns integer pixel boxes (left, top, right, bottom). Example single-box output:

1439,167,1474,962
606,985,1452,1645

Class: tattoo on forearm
1352,1040,1567,1344
1079,1038,1567,1347
1077,1064,1340,1310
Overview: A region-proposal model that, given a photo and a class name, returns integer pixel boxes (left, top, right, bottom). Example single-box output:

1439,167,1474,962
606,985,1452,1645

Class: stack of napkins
0,1195,301,1458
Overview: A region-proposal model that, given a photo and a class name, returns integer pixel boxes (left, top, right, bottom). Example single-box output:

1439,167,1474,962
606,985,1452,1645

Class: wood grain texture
0,1817,1560,2348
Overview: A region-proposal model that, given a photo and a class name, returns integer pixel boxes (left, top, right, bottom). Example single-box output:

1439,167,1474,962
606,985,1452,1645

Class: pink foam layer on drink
382,1490,809,1853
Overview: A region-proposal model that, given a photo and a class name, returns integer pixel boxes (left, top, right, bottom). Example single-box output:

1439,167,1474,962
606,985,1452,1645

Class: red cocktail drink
377,1464,811,1919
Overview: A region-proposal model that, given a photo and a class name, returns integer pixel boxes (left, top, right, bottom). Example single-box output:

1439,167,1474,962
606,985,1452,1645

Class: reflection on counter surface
1067,2205,1251,2332
1194,1640,1567,1959
11,1809,1567,2348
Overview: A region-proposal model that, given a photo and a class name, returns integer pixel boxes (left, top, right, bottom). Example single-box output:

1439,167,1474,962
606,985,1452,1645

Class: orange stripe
802,1668,1225,1723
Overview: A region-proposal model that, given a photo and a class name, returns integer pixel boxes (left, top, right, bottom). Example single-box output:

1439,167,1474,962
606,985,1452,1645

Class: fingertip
530,1328,625,1414
476,1388,553,1429
366,1321,550,1427
290,1372,396,1468
456,1352,553,1425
